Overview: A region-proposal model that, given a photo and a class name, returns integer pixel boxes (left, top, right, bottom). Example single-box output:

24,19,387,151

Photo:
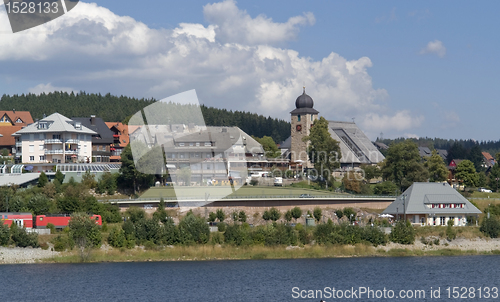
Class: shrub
291,207,302,221
238,211,247,222
446,220,456,241
210,232,224,245
10,224,39,248
250,179,259,186
108,227,126,248
0,224,10,246
480,217,500,238
217,222,227,232
46,223,56,234
313,207,322,223
178,213,210,244
216,209,226,222
389,220,415,244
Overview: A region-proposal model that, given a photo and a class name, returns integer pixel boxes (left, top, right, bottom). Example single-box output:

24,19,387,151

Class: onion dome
295,87,314,109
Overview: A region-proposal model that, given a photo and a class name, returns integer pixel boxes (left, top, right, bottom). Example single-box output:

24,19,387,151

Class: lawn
139,185,339,199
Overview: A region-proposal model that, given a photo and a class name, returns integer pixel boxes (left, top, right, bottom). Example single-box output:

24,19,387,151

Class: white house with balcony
12,113,96,170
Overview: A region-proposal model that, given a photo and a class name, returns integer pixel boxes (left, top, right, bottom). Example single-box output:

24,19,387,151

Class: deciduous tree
425,150,448,182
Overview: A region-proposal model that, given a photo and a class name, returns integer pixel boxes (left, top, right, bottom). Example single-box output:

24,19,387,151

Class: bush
210,232,224,245
0,224,10,246
46,223,56,234
250,179,259,186
389,220,415,244
10,224,39,248
373,181,399,195
178,213,210,244
108,227,126,248
313,207,322,223
446,220,456,241
217,222,227,232
480,217,500,238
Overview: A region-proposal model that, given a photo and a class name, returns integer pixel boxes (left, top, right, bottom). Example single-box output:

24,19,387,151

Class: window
39,133,45,140
29,145,34,152
39,145,43,151
298,115,301,122
39,155,45,161
189,143,194,146
440,217,446,225
179,143,185,147
30,134,34,142
53,134,61,140
204,142,211,146
29,156,34,161
196,142,200,146
84,145,87,153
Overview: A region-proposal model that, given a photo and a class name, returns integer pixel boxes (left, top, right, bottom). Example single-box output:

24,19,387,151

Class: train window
39,217,43,220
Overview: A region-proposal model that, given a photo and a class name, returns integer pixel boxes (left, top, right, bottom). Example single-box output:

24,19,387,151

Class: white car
480,188,493,193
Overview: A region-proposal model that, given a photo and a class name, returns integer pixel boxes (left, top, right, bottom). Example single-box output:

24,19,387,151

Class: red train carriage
0,212,34,229
34,214,102,229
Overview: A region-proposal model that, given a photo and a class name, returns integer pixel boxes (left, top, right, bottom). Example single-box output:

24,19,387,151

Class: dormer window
38,123,47,129
0,115,11,123
15,118,23,123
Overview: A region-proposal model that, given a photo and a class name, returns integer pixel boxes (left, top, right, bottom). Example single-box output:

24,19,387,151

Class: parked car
299,194,313,198
479,188,493,193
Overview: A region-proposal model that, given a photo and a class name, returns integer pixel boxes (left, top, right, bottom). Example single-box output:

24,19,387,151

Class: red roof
0,111,34,126
0,126,23,148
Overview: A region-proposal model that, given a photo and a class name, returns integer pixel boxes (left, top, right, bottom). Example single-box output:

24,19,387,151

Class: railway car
35,214,102,229
0,212,34,229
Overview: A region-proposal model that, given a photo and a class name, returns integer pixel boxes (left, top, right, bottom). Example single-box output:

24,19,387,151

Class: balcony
45,149,63,154
45,139,63,144
65,139,80,144
113,134,120,138
15,142,22,147
64,149,79,154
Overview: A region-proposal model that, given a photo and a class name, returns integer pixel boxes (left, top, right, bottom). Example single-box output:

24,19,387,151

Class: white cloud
404,133,420,139
375,7,397,24
0,1,421,137
362,110,424,132
28,83,75,95
203,0,315,45
420,39,446,58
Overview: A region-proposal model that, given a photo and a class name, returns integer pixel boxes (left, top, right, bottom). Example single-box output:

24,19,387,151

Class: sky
0,0,499,141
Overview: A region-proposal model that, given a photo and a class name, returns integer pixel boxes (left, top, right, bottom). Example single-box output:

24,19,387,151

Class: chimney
90,115,96,126
12,109,15,113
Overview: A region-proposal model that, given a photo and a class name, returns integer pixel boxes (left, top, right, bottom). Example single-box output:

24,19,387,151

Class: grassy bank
43,243,500,264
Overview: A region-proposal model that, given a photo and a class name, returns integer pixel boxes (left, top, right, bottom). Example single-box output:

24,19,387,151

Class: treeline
377,137,500,159
0,91,290,144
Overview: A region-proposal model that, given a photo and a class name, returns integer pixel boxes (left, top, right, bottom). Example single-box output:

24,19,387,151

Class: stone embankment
0,247,59,264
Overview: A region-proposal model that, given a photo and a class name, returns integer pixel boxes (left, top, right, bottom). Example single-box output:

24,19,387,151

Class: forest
0,92,291,144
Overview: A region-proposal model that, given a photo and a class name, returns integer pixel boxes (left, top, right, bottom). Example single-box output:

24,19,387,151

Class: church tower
290,87,319,169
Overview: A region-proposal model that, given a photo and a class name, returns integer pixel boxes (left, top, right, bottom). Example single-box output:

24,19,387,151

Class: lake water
2,256,499,301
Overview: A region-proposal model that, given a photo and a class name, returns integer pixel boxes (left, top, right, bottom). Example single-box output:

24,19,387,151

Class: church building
285,88,385,170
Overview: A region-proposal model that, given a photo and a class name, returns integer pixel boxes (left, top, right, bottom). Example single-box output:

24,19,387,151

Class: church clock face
296,124,302,131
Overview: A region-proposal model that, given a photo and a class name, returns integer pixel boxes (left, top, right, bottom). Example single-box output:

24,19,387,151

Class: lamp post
402,194,407,222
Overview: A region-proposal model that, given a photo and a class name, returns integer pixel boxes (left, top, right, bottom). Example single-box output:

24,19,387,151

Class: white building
12,113,96,169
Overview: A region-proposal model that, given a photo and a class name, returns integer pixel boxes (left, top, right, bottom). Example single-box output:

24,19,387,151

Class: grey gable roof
383,182,482,215
12,113,96,135
328,121,385,164
72,116,114,144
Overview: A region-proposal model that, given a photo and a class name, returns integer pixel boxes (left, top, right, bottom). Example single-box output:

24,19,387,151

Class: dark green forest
0,92,291,143
377,137,500,163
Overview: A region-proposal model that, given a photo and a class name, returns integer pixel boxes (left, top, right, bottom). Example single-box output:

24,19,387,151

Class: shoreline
2,237,500,264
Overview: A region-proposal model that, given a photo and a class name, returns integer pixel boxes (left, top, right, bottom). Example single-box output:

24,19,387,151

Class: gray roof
436,149,448,161
418,147,432,157
383,182,482,215
328,121,385,164
72,116,114,144
279,136,291,150
12,113,96,136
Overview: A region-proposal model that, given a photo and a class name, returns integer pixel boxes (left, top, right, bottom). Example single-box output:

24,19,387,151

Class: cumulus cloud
0,1,421,137
362,110,424,133
203,0,315,45
28,83,75,95
420,39,446,58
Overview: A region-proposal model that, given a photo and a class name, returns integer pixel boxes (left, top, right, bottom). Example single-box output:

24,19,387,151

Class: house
482,152,496,170
12,113,96,170
382,182,481,226
0,110,34,155
418,147,432,158
72,116,114,162
105,122,136,162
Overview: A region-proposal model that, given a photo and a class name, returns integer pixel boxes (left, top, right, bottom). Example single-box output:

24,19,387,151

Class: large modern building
72,115,114,163
12,113,96,170
130,124,265,184
284,89,385,169
382,182,482,226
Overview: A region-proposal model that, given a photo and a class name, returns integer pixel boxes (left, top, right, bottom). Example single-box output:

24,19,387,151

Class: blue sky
0,1,499,141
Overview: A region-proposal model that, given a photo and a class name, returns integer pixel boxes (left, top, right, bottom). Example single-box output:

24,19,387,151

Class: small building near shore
382,182,481,226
